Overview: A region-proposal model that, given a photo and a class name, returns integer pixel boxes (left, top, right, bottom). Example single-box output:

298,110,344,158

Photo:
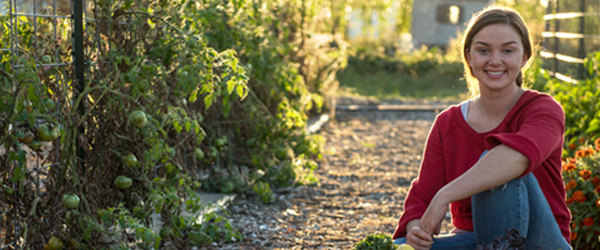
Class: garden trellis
1,0,88,248
541,0,600,83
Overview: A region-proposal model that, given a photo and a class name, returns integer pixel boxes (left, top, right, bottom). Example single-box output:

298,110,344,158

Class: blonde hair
461,6,534,97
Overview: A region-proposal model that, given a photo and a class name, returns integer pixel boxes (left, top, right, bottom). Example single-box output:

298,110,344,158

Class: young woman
392,6,572,250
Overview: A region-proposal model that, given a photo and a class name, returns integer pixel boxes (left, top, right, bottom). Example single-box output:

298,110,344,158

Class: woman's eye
503,49,514,54
478,49,489,54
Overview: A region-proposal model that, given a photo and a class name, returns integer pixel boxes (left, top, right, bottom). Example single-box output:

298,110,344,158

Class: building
411,0,493,49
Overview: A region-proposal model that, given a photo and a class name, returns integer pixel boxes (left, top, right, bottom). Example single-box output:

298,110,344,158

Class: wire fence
0,0,90,248
541,0,600,83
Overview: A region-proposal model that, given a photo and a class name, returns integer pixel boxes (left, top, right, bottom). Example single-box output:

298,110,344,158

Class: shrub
353,234,396,250
562,138,600,250
0,0,344,248
545,52,600,156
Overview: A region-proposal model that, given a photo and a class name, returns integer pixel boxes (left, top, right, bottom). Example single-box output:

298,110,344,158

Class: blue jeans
394,152,571,250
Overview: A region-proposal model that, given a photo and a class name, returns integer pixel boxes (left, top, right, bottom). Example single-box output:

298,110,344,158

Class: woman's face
466,24,528,93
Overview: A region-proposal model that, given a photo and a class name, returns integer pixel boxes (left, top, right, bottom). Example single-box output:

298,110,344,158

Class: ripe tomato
17,131,34,144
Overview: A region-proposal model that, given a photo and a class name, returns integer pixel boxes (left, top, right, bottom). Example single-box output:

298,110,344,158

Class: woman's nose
488,52,502,65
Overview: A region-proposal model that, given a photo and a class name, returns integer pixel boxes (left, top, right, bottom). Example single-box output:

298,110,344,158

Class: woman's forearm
435,144,529,205
406,219,421,232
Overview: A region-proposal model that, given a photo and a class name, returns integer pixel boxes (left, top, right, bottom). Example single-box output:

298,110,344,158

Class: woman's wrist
406,219,421,232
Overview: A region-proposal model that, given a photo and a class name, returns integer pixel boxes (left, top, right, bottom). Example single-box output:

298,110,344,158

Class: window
436,4,463,25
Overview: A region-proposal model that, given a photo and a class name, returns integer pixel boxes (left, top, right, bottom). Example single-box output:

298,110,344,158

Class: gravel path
212,103,458,250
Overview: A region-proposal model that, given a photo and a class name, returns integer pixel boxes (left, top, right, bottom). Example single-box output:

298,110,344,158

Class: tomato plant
1,0,343,248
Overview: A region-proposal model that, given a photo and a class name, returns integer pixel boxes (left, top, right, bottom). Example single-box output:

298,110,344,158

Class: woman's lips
485,70,506,79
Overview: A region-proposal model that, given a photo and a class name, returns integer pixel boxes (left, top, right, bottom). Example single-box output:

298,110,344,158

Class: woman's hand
406,226,434,250
419,195,449,237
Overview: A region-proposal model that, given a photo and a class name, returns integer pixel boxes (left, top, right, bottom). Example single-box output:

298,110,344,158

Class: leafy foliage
562,140,600,250
353,234,396,250
545,52,600,156
0,0,345,248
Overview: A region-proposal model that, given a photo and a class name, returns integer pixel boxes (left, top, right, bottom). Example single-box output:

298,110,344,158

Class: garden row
0,0,345,248
547,52,600,250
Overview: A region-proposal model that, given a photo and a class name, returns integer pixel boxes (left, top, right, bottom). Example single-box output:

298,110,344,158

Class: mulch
212,101,457,250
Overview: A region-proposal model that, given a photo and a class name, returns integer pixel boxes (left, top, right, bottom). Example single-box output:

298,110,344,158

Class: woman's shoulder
516,90,564,119
520,89,563,110
433,102,465,126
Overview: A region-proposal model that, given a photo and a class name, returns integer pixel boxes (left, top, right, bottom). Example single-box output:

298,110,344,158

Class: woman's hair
461,6,534,97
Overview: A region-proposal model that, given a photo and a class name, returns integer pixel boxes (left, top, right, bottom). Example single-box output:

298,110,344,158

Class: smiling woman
391,6,572,250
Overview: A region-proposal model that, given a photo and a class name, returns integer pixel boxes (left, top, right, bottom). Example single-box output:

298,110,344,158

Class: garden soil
209,97,459,250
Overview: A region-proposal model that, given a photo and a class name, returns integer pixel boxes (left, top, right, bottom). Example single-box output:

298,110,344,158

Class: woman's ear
465,49,471,65
521,54,529,68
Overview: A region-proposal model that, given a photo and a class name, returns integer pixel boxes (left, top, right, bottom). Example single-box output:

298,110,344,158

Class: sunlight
449,5,460,24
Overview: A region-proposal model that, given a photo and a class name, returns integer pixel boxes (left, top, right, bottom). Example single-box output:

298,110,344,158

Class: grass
336,66,469,102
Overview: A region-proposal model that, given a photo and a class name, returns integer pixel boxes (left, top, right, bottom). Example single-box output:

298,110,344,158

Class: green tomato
215,138,226,147
195,148,204,160
165,163,176,173
62,194,80,209
123,153,138,167
36,124,55,141
41,55,52,64
209,147,218,158
114,176,133,189
46,236,64,250
28,140,43,150
160,226,173,238
50,126,60,140
65,210,80,224
181,71,188,77
129,110,147,128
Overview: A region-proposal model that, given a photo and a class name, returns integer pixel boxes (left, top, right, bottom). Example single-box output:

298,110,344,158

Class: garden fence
541,0,600,83
1,0,88,248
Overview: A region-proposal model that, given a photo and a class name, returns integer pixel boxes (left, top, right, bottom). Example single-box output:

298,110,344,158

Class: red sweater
392,90,571,242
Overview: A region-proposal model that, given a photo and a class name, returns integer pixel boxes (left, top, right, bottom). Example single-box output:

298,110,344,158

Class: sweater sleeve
393,114,448,239
484,96,565,177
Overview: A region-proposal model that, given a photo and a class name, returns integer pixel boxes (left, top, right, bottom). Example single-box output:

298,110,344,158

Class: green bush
545,52,600,156
562,140,600,250
354,234,396,250
345,41,463,78
0,0,345,248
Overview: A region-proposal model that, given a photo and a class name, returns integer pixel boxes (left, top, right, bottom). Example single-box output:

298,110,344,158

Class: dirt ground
212,98,458,250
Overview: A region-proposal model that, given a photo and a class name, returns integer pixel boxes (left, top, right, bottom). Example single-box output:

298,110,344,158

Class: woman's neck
474,86,524,118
